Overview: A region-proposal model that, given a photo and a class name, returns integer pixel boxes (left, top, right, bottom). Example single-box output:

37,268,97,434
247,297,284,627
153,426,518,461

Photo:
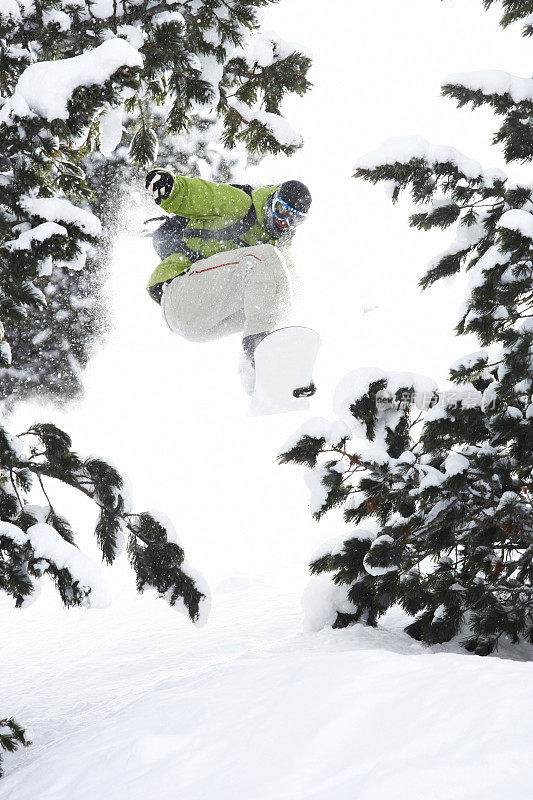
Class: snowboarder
145,169,312,389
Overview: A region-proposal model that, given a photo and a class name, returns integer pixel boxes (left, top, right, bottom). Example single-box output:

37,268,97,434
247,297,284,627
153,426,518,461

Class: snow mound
302,573,355,631
2,586,532,800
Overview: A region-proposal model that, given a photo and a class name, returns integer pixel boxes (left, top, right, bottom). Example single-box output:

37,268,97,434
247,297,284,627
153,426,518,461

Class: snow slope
2,582,532,800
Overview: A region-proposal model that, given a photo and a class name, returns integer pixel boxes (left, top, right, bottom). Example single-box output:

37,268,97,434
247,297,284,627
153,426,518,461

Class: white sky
252,0,531,383
9,0,532,594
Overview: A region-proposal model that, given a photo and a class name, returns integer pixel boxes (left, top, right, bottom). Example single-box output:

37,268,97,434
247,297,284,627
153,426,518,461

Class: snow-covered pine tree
0,0,310,409
281,8,533,656
4,0,310,162
279,371,445,632
0,260,102,411
0,37,208,773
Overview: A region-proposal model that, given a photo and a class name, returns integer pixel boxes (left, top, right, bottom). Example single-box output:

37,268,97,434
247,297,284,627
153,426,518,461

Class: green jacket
147,174,287,290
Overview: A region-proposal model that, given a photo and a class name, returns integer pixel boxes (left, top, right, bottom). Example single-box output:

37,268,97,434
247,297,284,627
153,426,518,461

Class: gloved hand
145,169,174,205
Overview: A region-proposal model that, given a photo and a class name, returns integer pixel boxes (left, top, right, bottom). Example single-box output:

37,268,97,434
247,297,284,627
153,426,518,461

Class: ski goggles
271,194,307,228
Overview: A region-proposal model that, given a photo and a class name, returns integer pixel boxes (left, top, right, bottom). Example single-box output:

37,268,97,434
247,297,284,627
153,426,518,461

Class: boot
242,331,270,368
239,332,269,396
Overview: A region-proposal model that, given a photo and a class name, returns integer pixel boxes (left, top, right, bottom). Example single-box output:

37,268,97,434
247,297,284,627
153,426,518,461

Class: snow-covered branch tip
482,0,533,35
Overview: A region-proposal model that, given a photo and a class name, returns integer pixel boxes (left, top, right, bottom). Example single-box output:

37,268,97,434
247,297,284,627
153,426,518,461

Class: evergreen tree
3,0,310,163
0,31,205,775
280,5,533,656
0,259,102,411
0,421,207,621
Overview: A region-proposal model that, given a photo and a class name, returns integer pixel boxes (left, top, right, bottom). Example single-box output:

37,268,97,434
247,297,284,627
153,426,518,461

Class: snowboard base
250,326,321,416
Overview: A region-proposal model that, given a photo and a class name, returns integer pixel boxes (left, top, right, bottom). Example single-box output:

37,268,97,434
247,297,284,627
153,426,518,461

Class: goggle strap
274,195,306,217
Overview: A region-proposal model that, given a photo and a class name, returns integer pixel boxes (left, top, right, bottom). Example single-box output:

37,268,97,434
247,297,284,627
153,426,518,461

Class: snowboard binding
293,382,316,398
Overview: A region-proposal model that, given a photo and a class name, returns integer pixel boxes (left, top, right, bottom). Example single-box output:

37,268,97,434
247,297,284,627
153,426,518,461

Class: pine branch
0,718,31,778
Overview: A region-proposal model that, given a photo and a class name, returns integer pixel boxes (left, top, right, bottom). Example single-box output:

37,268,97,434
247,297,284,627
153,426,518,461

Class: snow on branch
424,219,487,279
441,67,533,162
0,717,30,778
333,367,438,430
139,510,211,627
0,423,210,624
498,208,533,238
280,417,351,459
0,39,143,125
226,99,303,150
237,28,312,68
20,197,101,237
0,0,20,21
449,351,489,374
355,136,485,181
12,197,102,272
4,223,68,252
443,69,533,105
0,520,110,608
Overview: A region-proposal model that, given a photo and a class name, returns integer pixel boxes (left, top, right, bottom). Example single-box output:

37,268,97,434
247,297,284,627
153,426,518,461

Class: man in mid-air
145,168,312,390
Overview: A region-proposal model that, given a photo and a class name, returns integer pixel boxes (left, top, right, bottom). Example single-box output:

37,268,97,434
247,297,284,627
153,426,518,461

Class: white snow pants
161,244,292,341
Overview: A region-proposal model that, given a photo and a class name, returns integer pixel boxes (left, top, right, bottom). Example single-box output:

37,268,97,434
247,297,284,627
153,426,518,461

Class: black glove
145,169,174,205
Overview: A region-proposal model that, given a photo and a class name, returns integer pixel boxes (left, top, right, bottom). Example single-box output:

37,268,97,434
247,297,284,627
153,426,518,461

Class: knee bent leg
245,246,288,285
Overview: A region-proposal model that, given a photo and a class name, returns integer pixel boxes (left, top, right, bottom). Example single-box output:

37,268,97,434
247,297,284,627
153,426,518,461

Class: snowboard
250,326,321,416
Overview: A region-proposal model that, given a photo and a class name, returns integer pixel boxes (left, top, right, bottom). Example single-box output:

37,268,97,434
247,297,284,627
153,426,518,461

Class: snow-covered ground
2,0,533,796
3,581,533,800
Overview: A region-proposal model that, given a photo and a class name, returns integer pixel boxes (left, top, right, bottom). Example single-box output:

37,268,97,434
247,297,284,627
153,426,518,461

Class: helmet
264,180,312,239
